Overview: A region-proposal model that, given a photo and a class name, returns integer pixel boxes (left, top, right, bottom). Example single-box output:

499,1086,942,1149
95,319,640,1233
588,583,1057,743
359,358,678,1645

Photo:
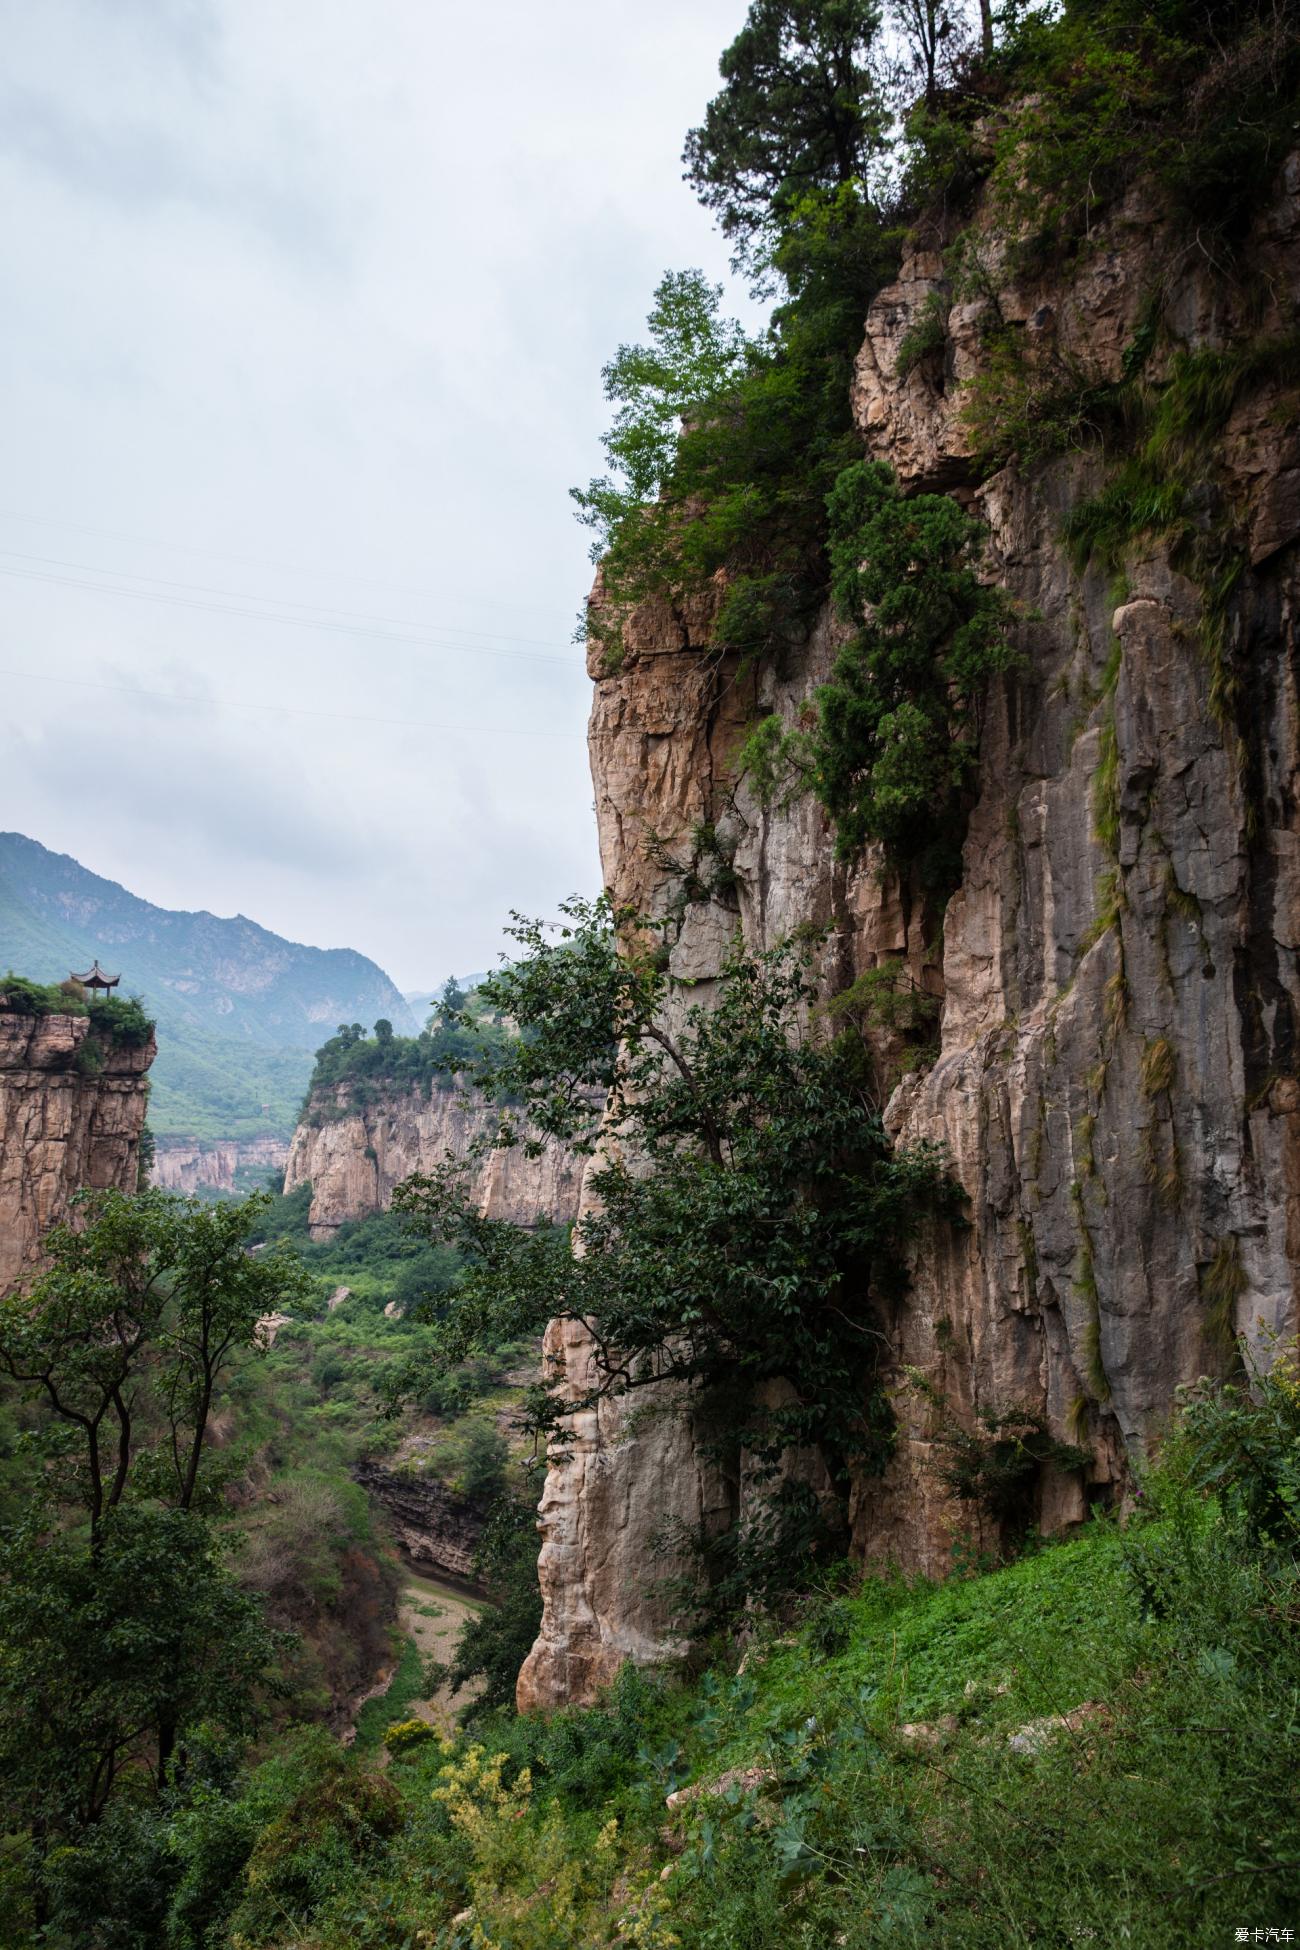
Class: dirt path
396,1565,484,1734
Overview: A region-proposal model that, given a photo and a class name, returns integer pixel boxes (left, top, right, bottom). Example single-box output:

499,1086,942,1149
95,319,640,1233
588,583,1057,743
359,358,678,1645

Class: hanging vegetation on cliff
395,898,961,1610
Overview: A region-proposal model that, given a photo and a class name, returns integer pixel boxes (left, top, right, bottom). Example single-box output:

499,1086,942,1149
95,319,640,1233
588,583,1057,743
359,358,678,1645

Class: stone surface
518,157,1300,1709
0,1010,155,1294
150,1135,289,1195
352,1458,487,1584
283,1082,582,1237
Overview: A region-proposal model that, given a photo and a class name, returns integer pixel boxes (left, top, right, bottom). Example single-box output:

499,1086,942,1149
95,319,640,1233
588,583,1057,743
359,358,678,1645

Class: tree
437,976,467,1022
0,1507,274,1835
434,1488,543,1718
890,0,971,111
745,461,1017,885
396,900,959,1605
0,1190,305,1916
374,1017,394,1044
683,0,890,279
0,1188,310,1528
571,269,754,561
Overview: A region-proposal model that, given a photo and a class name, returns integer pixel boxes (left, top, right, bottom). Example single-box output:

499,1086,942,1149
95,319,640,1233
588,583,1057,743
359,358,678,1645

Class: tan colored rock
283,1082,582,1238
0,1010,154,1295
149,1135,288,1195
519,153,1300,1707
664,1765,774,1810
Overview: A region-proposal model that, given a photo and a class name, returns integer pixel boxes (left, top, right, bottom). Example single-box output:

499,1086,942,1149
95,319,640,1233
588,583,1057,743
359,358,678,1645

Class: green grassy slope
205,1494,1300,1949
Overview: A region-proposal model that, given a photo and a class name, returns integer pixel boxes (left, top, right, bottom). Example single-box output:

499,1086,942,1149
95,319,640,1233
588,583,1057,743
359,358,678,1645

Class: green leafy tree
747,461,1016,883
0,1190,305,1921
396,899,958,1605
571,269,754,562
435,1487,544,1719
0,1188,310,1527
576,4,899,677
0,1506,273,1833
683,0,890,280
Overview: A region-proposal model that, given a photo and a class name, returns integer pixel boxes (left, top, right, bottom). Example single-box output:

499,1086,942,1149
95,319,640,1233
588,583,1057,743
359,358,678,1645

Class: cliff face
284,1083,583,1237
516,158,1300,1710
352,1459,486,1584
0,1010,155,1294
151,1136,289,1196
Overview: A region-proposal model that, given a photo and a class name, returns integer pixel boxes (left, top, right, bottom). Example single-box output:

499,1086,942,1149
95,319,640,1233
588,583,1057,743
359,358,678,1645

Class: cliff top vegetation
0,969,154,1051
301,980,511,1120
579,0,1299,878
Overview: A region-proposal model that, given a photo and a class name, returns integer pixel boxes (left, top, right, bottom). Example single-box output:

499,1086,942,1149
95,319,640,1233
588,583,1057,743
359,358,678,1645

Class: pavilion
70,961,121,997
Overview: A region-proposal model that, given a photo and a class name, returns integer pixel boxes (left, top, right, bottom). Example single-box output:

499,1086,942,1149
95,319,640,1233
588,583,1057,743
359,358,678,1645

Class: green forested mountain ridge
0,832,416,1138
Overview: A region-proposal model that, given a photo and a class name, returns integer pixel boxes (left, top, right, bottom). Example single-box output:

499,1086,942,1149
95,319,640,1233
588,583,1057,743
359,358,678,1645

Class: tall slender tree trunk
980,0,993,58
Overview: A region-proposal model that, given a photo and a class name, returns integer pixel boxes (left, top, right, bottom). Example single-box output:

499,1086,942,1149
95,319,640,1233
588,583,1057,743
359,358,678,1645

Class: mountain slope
0,833,416,1139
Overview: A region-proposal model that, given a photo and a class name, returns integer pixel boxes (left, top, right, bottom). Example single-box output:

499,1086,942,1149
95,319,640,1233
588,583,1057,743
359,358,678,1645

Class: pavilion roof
71,961,120,987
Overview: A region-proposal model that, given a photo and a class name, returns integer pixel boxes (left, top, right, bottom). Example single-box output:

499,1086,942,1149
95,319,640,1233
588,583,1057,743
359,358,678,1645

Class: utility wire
0,547,577,650
0,564,585,670
0,664,587,741
0,505,564,618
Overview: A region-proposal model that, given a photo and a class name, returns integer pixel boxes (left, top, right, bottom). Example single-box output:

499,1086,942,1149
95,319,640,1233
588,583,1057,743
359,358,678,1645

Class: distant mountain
0,833,416,1140
402,973,491,1023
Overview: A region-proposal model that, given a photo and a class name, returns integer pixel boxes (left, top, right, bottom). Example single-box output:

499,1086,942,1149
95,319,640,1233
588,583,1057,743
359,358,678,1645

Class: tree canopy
395,900,958,1606
683,0,890,279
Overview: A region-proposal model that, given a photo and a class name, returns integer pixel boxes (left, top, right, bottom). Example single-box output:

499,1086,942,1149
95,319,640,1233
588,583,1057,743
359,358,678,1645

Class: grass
352,1636,428,1755
1200,1236,1247,1353
1092,710,1121,857
1140,1036,1175,1097
207,1483,1300,1949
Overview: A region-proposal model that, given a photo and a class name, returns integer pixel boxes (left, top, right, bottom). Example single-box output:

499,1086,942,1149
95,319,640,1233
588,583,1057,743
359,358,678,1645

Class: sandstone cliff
284,1082,582,1238
151,1136,289,1197
352,1458,486,1585
0,1010,155,1294
517,156,1300,1709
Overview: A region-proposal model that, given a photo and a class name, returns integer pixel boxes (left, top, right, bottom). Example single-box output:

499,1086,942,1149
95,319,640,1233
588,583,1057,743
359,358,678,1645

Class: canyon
515,156,1300,1710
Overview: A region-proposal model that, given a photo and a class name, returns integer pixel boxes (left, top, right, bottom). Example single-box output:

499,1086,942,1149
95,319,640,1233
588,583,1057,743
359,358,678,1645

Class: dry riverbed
345,1561,485,1748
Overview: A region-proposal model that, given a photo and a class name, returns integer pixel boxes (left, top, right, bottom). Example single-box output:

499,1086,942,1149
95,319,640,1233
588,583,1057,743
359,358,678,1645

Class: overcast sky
0,0,758,989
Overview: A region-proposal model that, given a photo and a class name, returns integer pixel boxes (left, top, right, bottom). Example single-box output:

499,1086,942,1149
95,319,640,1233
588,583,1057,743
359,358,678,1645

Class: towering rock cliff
151,1136,289,1197
285,1081,582,1237
0,1009,155,1294
517,156,1300,1709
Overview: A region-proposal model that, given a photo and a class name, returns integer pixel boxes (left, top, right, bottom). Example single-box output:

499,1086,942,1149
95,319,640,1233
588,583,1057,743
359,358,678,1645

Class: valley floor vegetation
8,1351,1293,1949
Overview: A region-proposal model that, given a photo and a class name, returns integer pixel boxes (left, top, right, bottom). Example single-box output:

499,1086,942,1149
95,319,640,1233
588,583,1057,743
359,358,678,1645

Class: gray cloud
0,0,755,986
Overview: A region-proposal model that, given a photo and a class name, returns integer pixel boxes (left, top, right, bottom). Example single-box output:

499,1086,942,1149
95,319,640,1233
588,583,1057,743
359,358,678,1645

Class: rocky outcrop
150,1136,289,1195
0,1011,155,1294
284,1082,582,1237
517,157,1300,1710
352,1459,486,1584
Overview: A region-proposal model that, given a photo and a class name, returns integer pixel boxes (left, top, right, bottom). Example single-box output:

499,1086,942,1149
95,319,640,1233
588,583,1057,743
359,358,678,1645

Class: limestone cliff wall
284,1082,583,1237
0,1011,155,1294
151,1136,289,1196
517,157,1300,1710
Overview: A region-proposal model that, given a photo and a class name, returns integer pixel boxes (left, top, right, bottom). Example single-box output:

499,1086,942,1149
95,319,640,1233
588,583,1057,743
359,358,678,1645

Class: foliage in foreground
41,1344,1297,1950
0,1191,308,1932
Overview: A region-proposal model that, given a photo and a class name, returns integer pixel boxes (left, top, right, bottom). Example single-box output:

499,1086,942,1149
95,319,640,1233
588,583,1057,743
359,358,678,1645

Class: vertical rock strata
150,1137,290,1195
0,1011,155,1294
284,1084,582,1236
517,158,1300,1710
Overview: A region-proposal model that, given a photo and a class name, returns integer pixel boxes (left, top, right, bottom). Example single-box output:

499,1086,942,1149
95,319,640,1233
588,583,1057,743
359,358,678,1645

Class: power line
0,505,566,619
0,664,588,741
0,563,586,670
0,547,577,650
